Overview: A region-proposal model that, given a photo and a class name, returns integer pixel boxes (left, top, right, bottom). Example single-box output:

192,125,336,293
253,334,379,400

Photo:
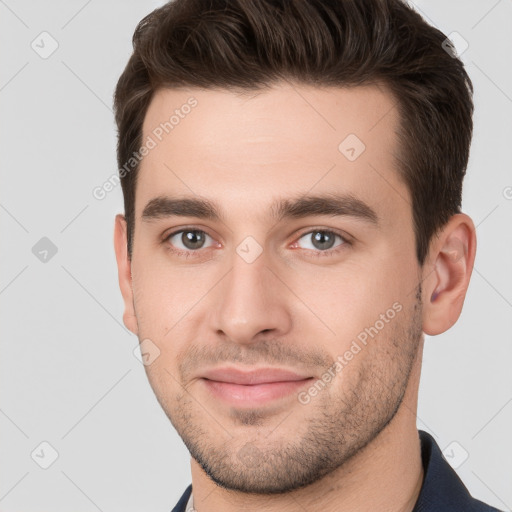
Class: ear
422,213,477,336
113,214,139,336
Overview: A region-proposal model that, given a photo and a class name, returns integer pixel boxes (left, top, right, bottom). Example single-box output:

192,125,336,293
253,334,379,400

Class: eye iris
182,230,205,249
312,231,335,250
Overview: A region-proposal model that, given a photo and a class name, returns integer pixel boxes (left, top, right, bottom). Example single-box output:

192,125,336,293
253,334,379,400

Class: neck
190,343,425,512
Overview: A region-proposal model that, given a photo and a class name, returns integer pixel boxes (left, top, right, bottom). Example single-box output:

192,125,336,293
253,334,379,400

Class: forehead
136,82,409,224
142,81,397,154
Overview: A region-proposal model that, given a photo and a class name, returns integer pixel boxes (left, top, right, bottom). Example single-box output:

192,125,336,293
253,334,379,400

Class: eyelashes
162,227,352,259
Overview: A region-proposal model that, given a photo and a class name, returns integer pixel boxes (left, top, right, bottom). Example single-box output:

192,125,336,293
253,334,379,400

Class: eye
165,229,216,253
293,229,348,255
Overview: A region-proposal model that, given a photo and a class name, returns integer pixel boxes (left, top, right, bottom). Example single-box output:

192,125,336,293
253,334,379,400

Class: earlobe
422,214,477,336
113,214,139,336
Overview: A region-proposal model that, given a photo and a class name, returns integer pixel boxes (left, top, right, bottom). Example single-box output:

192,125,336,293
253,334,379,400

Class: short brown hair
113,0,474,265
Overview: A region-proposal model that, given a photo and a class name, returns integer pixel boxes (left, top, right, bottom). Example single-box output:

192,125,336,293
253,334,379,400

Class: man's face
123,82,424,493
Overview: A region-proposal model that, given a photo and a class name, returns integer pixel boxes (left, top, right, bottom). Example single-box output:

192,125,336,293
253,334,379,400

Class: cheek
131,256,217,344
132,250,182,304
289,258,411,351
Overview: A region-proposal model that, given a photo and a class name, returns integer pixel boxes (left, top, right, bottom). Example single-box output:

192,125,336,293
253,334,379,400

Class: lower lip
202,378,313,406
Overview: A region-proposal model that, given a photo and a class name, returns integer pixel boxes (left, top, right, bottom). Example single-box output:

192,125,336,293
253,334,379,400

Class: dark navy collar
412,430,500,511
172,483,191,512
172,430,500,511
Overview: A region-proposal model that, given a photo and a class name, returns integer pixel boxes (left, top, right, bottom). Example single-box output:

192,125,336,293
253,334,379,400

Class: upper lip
200,367,312,385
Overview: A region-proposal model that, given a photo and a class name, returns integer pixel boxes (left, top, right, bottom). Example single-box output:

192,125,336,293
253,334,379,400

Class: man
112,0,500,510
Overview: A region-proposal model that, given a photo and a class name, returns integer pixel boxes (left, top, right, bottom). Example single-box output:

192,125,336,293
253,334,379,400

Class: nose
210,248,293,345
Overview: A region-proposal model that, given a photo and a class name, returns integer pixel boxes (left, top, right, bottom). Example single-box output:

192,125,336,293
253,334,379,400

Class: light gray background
1,1,511,510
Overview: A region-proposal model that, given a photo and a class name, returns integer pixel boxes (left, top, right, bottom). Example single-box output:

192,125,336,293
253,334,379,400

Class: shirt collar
412,430,497,511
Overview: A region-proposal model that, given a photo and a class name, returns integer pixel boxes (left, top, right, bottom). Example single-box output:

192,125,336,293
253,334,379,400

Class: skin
114,81,476,512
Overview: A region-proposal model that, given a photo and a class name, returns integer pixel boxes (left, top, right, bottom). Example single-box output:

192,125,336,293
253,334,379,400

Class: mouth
202,378,314,403
199,368,314,406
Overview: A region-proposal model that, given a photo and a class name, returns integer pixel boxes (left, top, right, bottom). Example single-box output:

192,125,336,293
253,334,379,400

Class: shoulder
413,430,502,512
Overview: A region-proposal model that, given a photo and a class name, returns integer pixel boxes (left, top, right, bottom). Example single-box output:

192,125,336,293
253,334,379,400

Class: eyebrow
141,193,379,226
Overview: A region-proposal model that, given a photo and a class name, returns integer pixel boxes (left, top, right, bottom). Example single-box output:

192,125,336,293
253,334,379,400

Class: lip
199,367,314,406
200,367,311,385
